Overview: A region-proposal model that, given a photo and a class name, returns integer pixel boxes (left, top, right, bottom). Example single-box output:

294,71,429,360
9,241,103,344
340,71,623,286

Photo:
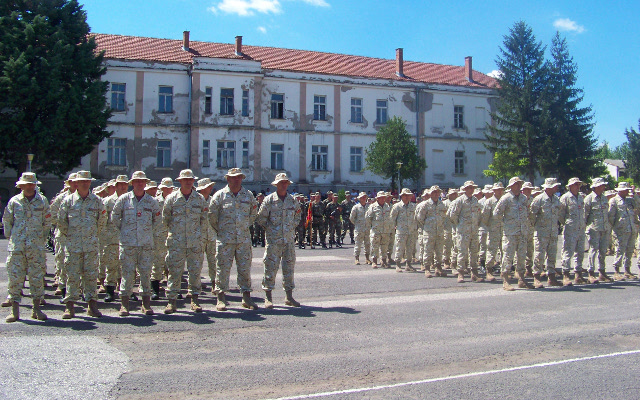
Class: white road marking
252,256,347,263
266,349,640,400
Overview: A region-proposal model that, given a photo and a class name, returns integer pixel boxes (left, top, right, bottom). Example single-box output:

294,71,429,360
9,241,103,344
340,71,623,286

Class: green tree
486,21,549,182
0,0,111,177
623,120,640,184
365,117,426,191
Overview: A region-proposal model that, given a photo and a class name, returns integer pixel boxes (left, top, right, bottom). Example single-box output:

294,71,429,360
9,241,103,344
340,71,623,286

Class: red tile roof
92,33,497,89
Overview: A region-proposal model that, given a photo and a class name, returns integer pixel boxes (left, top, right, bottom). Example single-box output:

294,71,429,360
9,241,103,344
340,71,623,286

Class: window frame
271,94,284,119
351,98,363,123
311,145,328,171
270,143,284,170
454,150,465,174
454,105,464,129
204,87,213,115
110,83,126,112
158,86,173,113
242,141,249,168
242,89,250,117
313,95,326,121
376,99,388,124
107,138,126,166
216,140,236,169
157,140,172,168
220,88,234,115
202,140,211,167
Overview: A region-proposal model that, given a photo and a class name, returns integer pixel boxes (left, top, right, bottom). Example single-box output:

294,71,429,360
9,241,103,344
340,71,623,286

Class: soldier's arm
2,200,13,238
248,193,258,225
151,197,162,236
557,196,567,225
255,197,269,228
208,195,219,232
57,198,70,237
162,195,172,228
607,200,616,227
448,200,461,225
42,199,52,237
97,199,107,234
492,198,505,222
528,197,540,225
111,197,124,230
349,206,357,225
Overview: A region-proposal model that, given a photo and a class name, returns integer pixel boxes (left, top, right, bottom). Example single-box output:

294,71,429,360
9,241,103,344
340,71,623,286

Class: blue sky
80,0,639,148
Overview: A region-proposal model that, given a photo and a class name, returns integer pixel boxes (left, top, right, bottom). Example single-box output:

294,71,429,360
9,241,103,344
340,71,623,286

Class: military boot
525,265,534,278
501,272,515,291
574,271,587,285
264,290,274,309
624,267,637,279
97,278,106,294
405,262,417,273
457,270,465,283
371,256,378,269
598,270,613,283
164,299,177,314
485,266,496,282
471,268,484,282
5,301,19,323
54,285,64,296
57,287,66,302
216,292,228,311
87,299,102,318
547,273,562,287
31,299,47,321
354,256,360,265
62,302,75,319
533,274,544,289
613,268,625,281
562,271,573,286
424,267,433,278
365,254,372,265
242,292,258,310
587,271,599,284
517,271,534,289
104,285,116,303
141,296,154,315
151,280,161,300
1,297,11,307
190,294,203,313
119,296,130,317
285,290,301,307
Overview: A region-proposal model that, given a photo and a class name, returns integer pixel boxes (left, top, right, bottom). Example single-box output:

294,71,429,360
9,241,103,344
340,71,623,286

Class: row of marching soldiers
348,176,639,291
3,168,302,322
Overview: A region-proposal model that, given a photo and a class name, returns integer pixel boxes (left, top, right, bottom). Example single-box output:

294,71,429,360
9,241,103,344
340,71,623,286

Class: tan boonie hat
271,173,293,186
590,177,608,188
483,184,493,193
107,179,116,187
73,170,95,181
461,180,477,189
196,178,215,190
492,182,504,189
176,169,198,181
422,188,431,197
429,185,441,193
605,190,616,197
66,173,77,182
376,191,387,198
16,172,41,186
345,192,352,196
357,192,367,199
400,188,413,196
446,189,457,197
129,171,149,183
522,181,533,189
224,168,245,179
158,177,175,189
566,177,584,188
115,175,129,184
145,180,158,189
541,178,561,189
616,181,632,191
507,177,523,188
326,190,334,195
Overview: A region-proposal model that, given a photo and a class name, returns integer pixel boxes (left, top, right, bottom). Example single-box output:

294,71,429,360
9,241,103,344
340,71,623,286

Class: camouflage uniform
349,202,370,262
58,192,107,303
256,192,301,291
365,201,390,266
202,205,218,288
448,194,482,275
481,196,503,272
390,201,417,269
50,190,68,289
608,193,636,273
493,192,529,274
311,200,326,246
477,196,489,266
558,191,586,274
3,192,51,303
208,186,257,293
111,192,161,297
340,198,355,243
252,199,265,246
442,197,455,266
584,191,611,274
152,193,169,281
162,190,207,299
296,199,308,247
102,193,122,288
415,198,447,272
325,201,342,246
383,202,395,262
529,191,561,275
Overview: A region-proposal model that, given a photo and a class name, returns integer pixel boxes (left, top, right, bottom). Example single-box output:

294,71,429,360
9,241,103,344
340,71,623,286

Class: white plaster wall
259,131,300,183
140,127,189,174
198,127,254,182
142,70,190,125
338,86,415,134
305,131,334,185
103,68,138,124
425,92,491,140
423,138,491,189
339,134,387,186
305,83,335,132
97,124,135,172
197,73,255,127
260,79,300,131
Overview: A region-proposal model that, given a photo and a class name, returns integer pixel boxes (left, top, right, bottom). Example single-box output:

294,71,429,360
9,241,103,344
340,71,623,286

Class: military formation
3,170,640,323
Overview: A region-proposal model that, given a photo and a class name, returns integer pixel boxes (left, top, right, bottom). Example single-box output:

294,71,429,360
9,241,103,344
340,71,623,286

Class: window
351,98,363,123
110,83,126,112
217,141,236,168
350,147,363,172
204,87,212,114
242,90,249,117
157,140,171,167
454,105,464,129
311,145,328,171
376,100,388,124
454,150,464,174
107,138,126,166
271,94,284,119
242,141,249,168
203,140,210,167
271,144,284,170
314,95,326,121
220,88,234,115
158,86,173,113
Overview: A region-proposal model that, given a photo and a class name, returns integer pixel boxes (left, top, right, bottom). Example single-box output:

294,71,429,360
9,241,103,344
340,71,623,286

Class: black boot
151,280,160,300
58,287,66,304
104,285,116,303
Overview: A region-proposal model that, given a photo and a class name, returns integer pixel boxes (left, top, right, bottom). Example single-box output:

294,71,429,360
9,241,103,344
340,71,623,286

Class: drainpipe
187,64,193,168
415,87,421,189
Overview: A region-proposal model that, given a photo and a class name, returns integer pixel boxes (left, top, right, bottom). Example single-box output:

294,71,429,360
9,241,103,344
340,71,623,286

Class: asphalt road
1,239,639,400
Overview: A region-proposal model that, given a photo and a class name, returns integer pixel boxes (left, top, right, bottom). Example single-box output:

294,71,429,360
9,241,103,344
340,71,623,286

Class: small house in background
604,159,626,180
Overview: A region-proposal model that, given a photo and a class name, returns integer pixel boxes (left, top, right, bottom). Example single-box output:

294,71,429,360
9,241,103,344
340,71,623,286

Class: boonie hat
73,170,95,181
224,168,245,179
16,172,41,186
590,177,608,189
541,178,561,189
271,173,293,186
176,169,198,181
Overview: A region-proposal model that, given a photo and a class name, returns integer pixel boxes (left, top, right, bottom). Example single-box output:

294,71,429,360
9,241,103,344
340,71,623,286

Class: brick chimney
235,36,243,56
465,56,472,81
396,48,404,77
183,31,190,51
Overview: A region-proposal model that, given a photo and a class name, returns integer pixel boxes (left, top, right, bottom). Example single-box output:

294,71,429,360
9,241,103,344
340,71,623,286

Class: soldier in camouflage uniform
311,193,326,248
383,193,395,264
608,182,636,281
145,180,158,197
3,173,51,322
529,178,563,288
256,173,302,308
558,177,588,285
57,171,107,318
416,186,448,277
350,192,370,265
162,170,208,314
442,189,458,270
480,183,504,282
50,173,76,298
196,178,217,295
252,193,265,247
341,192,355,244
365,191,390,268
520,182,535,277
493,177,532,290
111,171,162,316
584,177,613,283
390,188,418,272
448,181,484,283
150,178,174,300
295,194,308,249
102,175,129,303
325,195,342,248
209,168,259,311
477,184,493,269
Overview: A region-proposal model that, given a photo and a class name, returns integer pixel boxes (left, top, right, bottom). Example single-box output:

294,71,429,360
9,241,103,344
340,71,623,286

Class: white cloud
487,70,502,79
553,18,585,33
299,0,329,6
257,26,267,33
209,0,329,16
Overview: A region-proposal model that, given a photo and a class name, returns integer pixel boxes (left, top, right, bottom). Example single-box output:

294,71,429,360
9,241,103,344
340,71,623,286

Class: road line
266,349,640,400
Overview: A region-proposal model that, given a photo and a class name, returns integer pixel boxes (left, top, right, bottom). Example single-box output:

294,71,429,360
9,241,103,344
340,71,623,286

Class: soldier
150,178,174,300
558,177,587,285
209,168,258,311
311,193,326,248
325,195,342,248
57,171,107,318
341,192,355,244
256,173,302,308
350,192,370,265
529,178,563,288
390,188,418,272
102,175,129,303
448,181,484,283
162,170,208,314
3,173,51,322
296,194,309,249
493,177,532,290
111,171,161,316
383,192,395,264
196,178,217,294
252,193,266,247
520,182,535,277
478,184,493,269
50,173,76,299
416,185,448,277
584,177,613,283
481,182,504,282
608,182,636,281
145,180,158,197
366,191,391,269
442,189,458,271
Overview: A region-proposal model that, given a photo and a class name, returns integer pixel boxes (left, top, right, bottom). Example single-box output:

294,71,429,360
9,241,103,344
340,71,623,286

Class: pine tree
623,121,640,184
0,0,111,177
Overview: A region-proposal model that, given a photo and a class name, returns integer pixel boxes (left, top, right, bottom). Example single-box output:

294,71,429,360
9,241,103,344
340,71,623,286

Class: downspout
415,87,421,189
187,64,193,169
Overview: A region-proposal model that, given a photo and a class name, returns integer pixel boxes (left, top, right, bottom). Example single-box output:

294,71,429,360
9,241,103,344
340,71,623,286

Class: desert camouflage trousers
119,245,152,297
443,227,453,263
54,235,66,289
613,231,635,271
456,232,478,271
103,244,121,287
215,242,253,294
532,233,558,275
422,230,444,269
353,228,370,259
165,245,204,300
478,229,488,262
485,229,502,269
369,232,390,262
586,230,610,273
204,240,217,284
501,234,527,274
6,248,45,303
560,229,585,273
151,238,168,282
262,242,296,291
63,250,98,303
394,233,415,267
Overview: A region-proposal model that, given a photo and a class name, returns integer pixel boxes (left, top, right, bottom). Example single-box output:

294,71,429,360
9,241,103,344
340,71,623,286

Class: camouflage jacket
390,201,417,235
493,192,528,236
448,195,481,236
480,196,503,233
111,192,162,247
256,192,301,244
608,195,637,235
558,192,586,233
365,202,389,234
3,192,51,253
101,193,121,246
529,191,561,237
349,203,368,231
208,185,257,244
163,189,208,249
58,191,107,253
584,191,610,232
415,198,446,234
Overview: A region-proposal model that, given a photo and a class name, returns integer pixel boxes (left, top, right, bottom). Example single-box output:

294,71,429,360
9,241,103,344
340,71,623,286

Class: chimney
235,36,243,56
182,31,190,51
396,48,404,77
465,56,472,81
